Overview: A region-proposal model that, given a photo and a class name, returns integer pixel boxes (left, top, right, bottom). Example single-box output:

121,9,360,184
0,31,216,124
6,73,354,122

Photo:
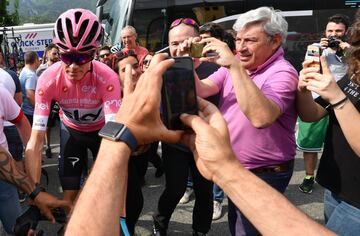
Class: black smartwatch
99,121,138,152
29,185,45,200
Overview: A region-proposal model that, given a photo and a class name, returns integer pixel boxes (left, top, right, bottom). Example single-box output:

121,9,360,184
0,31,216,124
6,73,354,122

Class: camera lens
328,36,340,48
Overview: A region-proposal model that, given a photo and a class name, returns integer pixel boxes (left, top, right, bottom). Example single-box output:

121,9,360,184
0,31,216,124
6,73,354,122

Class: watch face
99,121,124,141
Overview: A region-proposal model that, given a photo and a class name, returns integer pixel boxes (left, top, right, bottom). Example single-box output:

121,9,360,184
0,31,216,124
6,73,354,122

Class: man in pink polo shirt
191,7,298,236
121,25,149,63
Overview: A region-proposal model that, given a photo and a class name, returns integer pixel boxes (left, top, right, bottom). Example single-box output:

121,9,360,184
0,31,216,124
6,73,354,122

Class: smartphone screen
161,57,198,130
305,44,322,73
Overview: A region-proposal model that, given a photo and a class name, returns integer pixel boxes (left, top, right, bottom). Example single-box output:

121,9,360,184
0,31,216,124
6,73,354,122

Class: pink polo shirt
122,45,149,63
208,47,298,169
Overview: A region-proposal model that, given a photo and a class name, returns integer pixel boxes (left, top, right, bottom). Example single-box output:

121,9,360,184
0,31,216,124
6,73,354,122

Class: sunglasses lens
60,53,93,65
77,54,93,64
59,54,73,65
183,18,195,25
170,18,182,29
170,18,198,30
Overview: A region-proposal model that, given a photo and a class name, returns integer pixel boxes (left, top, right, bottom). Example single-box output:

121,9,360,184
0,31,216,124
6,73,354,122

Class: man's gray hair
121,25,137,36
233,7,288,43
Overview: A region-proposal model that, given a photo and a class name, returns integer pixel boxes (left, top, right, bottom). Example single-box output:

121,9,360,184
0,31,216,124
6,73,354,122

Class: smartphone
161,57,198,130
190,43,204,58
305,44,322,73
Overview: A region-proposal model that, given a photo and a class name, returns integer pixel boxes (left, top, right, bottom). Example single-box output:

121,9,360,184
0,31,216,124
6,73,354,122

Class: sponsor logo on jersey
107,85,114,92
96,75,106,84
104,99,121,108
68,156,80,168
81,85,97,94
38,89,44,96
62,107,104,123
79,98,99,105
35,102,49,110
32,115,48,131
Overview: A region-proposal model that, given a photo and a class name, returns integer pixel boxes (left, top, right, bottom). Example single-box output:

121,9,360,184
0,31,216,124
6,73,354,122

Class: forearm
27,94,36,107
66,140,131,236
194,72,219,98
333,100,360,156
228,63,279,128
215,157,335,236
25,133,45,183
14,92,22,106
0,149,35,194
296,90,327,122
16,117,31,146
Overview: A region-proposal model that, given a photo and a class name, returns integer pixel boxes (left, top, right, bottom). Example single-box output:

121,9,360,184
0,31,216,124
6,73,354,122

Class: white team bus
96,0,358,70
1,23,54,58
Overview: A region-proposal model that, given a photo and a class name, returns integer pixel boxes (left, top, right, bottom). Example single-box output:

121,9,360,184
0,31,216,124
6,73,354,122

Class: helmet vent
83,20,98,46
56,19,66,44
78,19,90,46
74,11,82,24
95,28,104,43
65,18,78,48
79,46,94,52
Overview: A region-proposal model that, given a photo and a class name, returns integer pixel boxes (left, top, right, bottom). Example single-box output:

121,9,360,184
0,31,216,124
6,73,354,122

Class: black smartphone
161,57,198,130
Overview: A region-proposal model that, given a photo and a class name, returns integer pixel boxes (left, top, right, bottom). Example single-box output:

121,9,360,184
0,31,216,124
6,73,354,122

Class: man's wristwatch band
29,185,45,200
99,121,138,152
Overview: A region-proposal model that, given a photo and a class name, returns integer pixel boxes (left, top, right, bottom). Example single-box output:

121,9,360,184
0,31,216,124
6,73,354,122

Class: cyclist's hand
180,97,237,181
32,192,72,223
115,53,183,145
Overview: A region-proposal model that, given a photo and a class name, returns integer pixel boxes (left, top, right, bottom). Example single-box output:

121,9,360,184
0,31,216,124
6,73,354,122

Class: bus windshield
101,0,245,50
98,0,357,70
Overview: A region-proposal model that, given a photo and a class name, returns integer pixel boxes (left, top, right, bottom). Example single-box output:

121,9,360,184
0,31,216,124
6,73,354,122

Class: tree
0,0,20,27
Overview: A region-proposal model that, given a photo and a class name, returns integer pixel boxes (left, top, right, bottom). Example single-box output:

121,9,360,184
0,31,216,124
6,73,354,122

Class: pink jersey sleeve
96,63,122,122
32,69,55,131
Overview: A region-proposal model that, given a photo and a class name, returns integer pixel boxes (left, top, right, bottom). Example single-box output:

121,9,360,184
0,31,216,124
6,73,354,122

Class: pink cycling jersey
33,60,121,132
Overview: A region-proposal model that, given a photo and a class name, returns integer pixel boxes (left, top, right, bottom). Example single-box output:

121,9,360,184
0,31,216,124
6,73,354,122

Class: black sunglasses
59,52,93,65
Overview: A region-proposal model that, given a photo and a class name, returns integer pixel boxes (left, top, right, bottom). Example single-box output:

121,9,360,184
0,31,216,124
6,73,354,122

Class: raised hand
115,53,183,145
299,56,346,103
180,97,236,181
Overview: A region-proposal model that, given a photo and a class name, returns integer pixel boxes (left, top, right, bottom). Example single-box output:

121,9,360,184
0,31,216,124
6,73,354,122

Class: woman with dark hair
297,14,360,235
111,50,164,234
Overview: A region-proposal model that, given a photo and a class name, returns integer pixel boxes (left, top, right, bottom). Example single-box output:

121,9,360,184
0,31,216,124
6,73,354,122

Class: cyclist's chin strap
120,217,130,236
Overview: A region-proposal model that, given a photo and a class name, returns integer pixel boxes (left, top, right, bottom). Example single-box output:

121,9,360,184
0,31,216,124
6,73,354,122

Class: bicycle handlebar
14,205,67,236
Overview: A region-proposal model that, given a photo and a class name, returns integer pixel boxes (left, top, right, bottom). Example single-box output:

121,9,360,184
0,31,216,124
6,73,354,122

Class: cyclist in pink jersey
25,8,121,203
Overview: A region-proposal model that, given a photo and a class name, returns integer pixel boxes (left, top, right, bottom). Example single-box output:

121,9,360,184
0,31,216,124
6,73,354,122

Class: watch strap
99,121,138,152
119,125,138,152
29,185,45,200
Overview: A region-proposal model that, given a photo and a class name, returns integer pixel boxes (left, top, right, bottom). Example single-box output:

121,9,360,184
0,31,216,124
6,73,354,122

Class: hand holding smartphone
161,57,198,130
305,44,322,73
190,42,219,58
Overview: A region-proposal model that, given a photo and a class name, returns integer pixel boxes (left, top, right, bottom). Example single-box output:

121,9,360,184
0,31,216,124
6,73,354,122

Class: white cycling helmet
110,43,122,53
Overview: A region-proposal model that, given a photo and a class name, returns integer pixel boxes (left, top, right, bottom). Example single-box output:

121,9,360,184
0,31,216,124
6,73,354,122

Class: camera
327,36,341,48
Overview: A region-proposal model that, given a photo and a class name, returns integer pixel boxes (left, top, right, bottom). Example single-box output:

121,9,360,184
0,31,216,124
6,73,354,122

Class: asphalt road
22,123,325,235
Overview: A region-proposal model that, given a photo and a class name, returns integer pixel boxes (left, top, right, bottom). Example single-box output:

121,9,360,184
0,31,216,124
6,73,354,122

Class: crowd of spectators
0,6,359,236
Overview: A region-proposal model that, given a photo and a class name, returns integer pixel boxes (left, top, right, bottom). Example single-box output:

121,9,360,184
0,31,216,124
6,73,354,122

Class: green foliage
17,0,98,24
0,0,19,26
